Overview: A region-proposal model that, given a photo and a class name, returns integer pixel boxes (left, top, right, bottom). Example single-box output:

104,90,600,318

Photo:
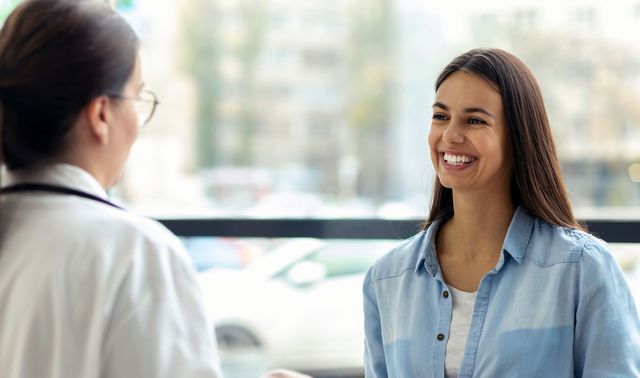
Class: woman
0,2,311,378
363,48,640,377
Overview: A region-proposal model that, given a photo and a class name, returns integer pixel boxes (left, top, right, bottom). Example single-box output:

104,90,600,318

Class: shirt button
437,333,445,341
443,291,449,298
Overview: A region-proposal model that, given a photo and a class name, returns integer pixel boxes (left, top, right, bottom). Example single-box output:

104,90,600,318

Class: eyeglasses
108,90,159,127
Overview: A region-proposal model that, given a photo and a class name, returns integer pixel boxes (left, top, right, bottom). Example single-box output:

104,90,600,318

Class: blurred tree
180,0,264,169
235,0,265,166
180,0,221,168
115,0,135,12
0,0,20,23
347,0,394,201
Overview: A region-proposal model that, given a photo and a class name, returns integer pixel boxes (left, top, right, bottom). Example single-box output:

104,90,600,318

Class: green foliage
180,0,222,168
345,0,394,199
180,0,265,168
347,0,393,137
115,0,135,12
0,0,20,24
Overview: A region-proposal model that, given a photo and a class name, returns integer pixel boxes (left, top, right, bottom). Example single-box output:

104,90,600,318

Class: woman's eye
468,117,486,125
432,113,447,121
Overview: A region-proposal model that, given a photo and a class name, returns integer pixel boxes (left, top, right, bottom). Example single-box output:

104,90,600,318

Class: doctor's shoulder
79,207,194,273
121,211,191,264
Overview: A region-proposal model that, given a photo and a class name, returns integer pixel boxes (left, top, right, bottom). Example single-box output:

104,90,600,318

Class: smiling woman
363,48,640,377
429,71,510,196
427,49,581,231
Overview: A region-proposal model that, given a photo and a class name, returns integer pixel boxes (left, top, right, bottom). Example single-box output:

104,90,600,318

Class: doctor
0,1,310,378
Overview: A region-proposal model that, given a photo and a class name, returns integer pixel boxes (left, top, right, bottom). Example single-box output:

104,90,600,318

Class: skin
428,71,516,292
58,54,143,189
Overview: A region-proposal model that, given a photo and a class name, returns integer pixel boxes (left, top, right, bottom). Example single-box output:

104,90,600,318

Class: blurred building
431,0,640,208
109,0,640,215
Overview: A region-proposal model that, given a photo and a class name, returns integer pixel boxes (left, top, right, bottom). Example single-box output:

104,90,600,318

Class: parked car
182,236,264,271
197,238,401,377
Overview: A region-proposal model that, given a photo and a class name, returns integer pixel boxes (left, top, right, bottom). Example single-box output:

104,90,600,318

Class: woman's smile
441,151,477,170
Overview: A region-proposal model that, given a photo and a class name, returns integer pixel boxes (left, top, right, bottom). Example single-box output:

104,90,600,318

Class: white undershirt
444,286,477,378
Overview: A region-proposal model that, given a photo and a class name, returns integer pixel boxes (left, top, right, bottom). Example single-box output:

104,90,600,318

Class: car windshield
246,238,400,280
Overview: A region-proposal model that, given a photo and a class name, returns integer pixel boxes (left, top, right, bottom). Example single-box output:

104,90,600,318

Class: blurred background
2,0,640,376
112,0,640,217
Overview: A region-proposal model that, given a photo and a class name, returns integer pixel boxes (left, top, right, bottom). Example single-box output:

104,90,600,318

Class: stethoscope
0,183,123,210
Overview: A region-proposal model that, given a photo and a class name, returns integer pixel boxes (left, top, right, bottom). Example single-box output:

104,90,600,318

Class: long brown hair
0,0,138,170
424,48,583,230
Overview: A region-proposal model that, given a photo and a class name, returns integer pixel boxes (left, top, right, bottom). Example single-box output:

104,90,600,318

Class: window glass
3,0,640,218
128,0,640,218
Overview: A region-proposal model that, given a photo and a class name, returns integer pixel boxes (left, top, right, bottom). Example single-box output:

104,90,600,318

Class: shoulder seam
521,228,590,268
373,266,416,282
574,232,596,263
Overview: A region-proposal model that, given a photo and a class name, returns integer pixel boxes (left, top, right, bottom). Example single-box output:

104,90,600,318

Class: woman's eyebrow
433,102,495,120
432,102,448,110
464,107,495,120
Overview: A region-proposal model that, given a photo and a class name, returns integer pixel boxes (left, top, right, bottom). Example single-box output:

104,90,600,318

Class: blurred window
4,0,640,219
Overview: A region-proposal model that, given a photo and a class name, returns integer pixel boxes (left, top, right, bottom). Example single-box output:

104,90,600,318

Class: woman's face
428,71,511,195
106,55,142,187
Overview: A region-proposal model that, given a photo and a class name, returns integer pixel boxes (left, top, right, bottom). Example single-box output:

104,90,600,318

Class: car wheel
215,325,267,378
215,325,261,349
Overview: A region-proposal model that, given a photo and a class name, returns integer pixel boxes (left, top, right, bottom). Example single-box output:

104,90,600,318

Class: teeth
444,153,474,165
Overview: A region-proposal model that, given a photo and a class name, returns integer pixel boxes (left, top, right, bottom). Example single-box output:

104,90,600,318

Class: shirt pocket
496,326,573,377
385,338,434,377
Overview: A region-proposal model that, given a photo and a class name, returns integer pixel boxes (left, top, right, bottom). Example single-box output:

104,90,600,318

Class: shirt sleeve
573,236,640,377
100,235,222,378
363,265,389,378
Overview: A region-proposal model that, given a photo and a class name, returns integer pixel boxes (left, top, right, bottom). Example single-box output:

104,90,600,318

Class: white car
197,238,400,377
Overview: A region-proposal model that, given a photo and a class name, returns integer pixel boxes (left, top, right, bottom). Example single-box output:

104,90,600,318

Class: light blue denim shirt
363,206,640,377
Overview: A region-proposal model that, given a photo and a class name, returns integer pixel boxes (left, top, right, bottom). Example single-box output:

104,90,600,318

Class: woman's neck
439,189,516,262
435,189,516,291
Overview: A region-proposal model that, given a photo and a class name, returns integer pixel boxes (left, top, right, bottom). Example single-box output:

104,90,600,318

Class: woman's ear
84,96,111,145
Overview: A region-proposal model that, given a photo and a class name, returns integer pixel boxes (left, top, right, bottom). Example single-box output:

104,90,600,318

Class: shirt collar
501,205,534,264
414,205,534,276
2,163,109,200
414,219,442,276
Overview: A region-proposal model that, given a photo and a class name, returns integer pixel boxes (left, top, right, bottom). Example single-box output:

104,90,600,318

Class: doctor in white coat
0,1,222,377
0,1,309,378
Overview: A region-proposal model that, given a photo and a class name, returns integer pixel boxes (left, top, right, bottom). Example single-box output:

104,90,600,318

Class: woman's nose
442,122,464,144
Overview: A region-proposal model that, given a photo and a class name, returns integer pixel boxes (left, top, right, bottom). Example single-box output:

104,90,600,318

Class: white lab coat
0,163,221,378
